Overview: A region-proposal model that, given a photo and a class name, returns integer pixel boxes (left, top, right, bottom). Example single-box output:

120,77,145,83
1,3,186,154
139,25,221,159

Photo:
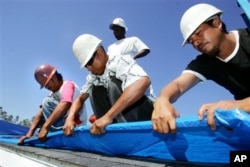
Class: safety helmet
180,3,223,46
109,18,128,32
72,34,102,68
34,64,57,88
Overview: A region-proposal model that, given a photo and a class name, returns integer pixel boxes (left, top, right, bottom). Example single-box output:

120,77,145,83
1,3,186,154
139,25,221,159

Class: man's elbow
142,76,151,88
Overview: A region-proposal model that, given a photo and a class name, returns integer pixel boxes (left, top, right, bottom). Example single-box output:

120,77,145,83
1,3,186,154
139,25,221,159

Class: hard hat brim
80,42,102,69
109,24,128,32
41,68,57,88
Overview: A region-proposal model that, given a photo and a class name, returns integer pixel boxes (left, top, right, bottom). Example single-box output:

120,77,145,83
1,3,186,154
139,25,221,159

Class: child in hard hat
18,64,87,144
63,34,155,135
152,3,250,133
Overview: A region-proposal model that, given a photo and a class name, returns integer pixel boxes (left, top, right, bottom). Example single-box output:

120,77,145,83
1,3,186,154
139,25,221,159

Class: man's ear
212,18,222,29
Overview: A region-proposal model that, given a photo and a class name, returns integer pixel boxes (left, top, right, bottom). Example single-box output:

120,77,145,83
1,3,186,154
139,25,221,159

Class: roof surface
0,143,228,167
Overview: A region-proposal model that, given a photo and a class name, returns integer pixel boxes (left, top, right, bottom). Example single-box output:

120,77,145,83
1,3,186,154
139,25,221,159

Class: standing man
108,17,150,60
18,64,87,144
63,34,155,136
152,3,250,133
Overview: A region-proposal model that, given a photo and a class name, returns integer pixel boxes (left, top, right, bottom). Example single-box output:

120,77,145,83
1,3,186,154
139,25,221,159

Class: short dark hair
54,71,63,81
205,18,228,33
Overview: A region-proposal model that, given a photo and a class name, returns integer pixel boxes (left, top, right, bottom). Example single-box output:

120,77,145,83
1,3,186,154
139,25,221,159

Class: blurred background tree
0,106,32,127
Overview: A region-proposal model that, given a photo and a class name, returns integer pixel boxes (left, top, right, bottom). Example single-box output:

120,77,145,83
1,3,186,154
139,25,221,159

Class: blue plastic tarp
1,109,250,164
0,120,28,144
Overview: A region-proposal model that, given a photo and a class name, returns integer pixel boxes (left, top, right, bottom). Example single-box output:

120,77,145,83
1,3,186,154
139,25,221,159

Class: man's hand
90,115,112,135
38,127,49,142
63,118,76,136
152,97,180,134
18,135,32,145
198,100,236,130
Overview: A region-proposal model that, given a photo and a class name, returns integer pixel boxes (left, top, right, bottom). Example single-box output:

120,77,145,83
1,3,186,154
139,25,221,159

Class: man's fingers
18,137,26,145
168,119,177,133
38,135,47,142
63,127,74,136
90,125,100,135
198,103,218,130
152,120,157,131
206,109,216,130
198,103,217,120
153,120,165,133
175,111,180,118
198,105,209,120
90,123,105,135
152,118,175,134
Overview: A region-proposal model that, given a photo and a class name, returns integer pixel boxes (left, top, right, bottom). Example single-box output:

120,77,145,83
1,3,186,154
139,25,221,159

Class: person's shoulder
237,28,250,36
127,36,140,40
190,53,212,63
125,36,144,43
108,40,122,48
63,80,77,87
108,42,116,48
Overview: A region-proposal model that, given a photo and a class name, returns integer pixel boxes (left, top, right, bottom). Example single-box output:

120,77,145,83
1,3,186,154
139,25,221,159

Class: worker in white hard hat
108,17,150,60
63,34,155,135
18,64,87,144
85,17,152,123
152,3,250,133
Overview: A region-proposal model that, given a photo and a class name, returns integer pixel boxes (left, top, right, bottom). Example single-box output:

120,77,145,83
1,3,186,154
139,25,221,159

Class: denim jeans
89,77,154,123
42,96,66,131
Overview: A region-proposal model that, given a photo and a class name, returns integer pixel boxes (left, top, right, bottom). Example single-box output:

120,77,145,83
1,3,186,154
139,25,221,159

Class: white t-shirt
80,54,154,99
107,36,149,58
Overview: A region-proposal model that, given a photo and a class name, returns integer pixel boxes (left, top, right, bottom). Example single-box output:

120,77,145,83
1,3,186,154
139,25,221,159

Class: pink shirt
49,80,76,103
60,81,75,103
45,80,87,125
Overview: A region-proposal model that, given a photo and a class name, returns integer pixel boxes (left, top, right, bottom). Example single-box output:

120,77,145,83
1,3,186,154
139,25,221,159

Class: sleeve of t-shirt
80,73,97,94
184,55,214,81
108,55,148,90
133,36,150,51
61,81,75,103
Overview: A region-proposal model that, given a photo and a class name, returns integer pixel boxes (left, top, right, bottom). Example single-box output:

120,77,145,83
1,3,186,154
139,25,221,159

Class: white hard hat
180,3,223,46
109,18,128,32
72,34,102,68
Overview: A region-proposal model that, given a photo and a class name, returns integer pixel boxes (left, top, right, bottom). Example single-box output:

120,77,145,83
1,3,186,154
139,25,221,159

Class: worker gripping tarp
0,120,28,144
1,109,250,164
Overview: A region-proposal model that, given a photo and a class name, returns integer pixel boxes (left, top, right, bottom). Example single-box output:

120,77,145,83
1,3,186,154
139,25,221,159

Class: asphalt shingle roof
0,143,228,167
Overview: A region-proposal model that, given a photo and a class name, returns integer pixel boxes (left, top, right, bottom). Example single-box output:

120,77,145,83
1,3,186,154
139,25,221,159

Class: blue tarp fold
1,109,250,164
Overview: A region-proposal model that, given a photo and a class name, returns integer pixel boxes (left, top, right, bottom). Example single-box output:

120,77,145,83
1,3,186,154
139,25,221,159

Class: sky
0,0,248,121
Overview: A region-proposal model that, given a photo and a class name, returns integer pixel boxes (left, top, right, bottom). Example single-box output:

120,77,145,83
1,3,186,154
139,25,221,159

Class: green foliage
0,106,32,127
